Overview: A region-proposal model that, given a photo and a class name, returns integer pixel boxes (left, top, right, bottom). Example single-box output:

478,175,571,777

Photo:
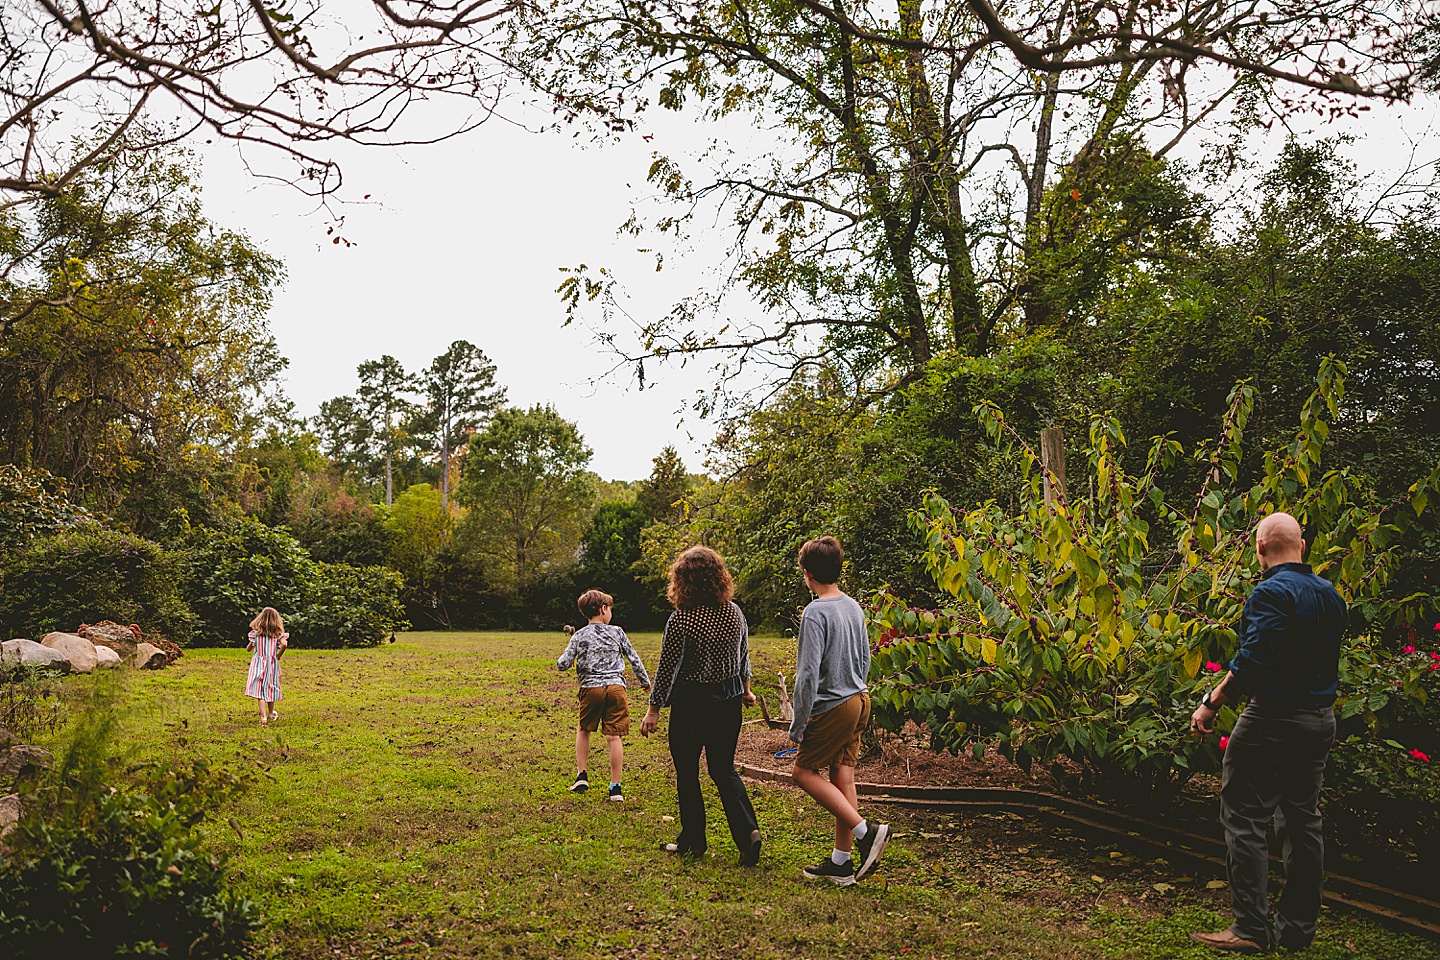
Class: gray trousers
1220,703,1336,949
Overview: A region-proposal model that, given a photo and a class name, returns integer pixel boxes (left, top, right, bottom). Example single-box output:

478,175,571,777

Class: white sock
831,848,851,865
852,820,869,840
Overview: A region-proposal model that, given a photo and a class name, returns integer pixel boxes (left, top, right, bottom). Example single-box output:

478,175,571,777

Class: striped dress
245,631,284,702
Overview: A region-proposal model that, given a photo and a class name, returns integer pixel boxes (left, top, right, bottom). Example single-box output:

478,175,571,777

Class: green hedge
0,524,196,643
177,516,406,648
289,562,407,648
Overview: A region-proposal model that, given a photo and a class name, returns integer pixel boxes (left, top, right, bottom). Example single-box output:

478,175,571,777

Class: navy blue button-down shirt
1227,561,1346,709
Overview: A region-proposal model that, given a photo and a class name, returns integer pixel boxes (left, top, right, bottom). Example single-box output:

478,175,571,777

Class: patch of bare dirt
737,721,1056,791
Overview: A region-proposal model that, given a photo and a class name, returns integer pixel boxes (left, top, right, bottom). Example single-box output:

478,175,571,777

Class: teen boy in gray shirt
789,536,891,885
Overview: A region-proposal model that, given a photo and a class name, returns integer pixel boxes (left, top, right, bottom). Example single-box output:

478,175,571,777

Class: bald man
1188,512,1347,953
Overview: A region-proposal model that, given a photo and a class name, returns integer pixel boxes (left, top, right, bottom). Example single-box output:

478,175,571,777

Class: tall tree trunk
1021,68,1061,330
440,397,451,510
897,0,984,354
385,447,393,505
836,0,931,369
441,430,450,509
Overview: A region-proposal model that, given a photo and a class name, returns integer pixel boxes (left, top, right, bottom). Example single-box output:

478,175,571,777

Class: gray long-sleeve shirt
789,594,871,743
557,623,651,689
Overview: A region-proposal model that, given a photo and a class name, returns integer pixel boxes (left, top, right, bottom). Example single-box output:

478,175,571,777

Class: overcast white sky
196,82,1438,481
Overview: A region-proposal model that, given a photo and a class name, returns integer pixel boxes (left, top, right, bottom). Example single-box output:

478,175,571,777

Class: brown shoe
1190,931,1264,953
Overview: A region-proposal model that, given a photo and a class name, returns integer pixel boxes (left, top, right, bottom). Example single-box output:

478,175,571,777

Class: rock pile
3,623,179,676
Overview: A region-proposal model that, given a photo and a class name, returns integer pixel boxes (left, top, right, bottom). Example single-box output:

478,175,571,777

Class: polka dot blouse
649,601,753,707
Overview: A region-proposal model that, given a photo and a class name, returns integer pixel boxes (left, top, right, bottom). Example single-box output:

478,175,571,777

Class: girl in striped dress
245,607,289,725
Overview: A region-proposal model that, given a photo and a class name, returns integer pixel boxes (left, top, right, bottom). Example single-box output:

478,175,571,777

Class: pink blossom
1430,663,1440,672
1409,749,1430,763
1219,736,1230,750
1404,645,1417,654
1204,661,1223,673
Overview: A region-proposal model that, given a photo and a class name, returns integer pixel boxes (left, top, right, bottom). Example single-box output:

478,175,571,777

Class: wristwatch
1200,691,1219,711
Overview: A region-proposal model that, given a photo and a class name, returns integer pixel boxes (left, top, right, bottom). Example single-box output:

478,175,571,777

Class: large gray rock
1,638,71,673
135,642,165,670
79,623,138,659
94,645,122,669
0,793,19,839
41,632,98,674
0,743,51,783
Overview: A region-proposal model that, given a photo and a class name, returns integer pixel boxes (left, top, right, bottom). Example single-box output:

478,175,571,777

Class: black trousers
668,695,759,853
1221,704,1336,949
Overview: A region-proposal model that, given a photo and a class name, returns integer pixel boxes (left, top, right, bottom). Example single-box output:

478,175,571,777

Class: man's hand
1190,702,1217,736
640,705,660,738
741,690,757,708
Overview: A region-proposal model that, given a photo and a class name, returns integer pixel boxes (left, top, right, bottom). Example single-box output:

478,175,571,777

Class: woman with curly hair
640,545,762,866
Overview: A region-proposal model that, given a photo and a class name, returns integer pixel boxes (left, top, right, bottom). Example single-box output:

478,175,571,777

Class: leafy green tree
525,0,1411,406
635,445,690,522
0,150,283,520
356,355,416,506
579,499,650,619
415,341,506,509
383,483,454,614
458,405,595,592
313,396,375,476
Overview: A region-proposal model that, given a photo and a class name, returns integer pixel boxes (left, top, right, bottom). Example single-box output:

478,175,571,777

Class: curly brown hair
666,545,735,609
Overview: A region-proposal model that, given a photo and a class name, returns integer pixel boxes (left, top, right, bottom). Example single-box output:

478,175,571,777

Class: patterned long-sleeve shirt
649,602,752,708
557,623,651,689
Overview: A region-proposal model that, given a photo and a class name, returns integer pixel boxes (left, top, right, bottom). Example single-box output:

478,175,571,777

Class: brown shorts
795,692,870,771
577,684,630,736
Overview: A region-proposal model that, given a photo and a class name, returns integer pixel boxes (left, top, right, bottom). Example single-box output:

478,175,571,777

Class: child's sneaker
608,783,624,803
853,820,891,881
570,771,590,793
802,856,856,886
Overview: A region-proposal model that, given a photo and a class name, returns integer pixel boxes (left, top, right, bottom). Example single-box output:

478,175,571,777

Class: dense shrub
180,518,408,644
871,361,1440,801
177,515,406,647
177,516,314,643
0,674,258,958
289,562,408,648
0,524,196,643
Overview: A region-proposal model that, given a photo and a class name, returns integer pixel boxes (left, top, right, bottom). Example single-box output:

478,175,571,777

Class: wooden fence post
1041,427,1067,509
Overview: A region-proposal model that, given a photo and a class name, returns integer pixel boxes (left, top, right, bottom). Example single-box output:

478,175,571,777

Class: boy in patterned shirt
557,589,652,801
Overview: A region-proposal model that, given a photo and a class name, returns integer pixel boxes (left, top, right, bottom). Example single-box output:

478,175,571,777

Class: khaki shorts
795,692,870,771
578,684,630,736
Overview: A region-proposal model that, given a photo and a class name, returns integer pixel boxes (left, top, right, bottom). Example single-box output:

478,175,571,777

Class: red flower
1430,663,1439,672
1204,661,1223,672
1404,645,1417,654
1219,736,1230,750
1409,749,1430,763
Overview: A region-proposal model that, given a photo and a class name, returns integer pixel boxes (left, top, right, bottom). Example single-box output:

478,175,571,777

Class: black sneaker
853,820,891,881
608,783,624,802
802,856,856,886
570,771,589,793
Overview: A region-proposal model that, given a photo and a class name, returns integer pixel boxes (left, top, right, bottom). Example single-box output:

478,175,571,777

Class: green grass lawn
69,631,1435,959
